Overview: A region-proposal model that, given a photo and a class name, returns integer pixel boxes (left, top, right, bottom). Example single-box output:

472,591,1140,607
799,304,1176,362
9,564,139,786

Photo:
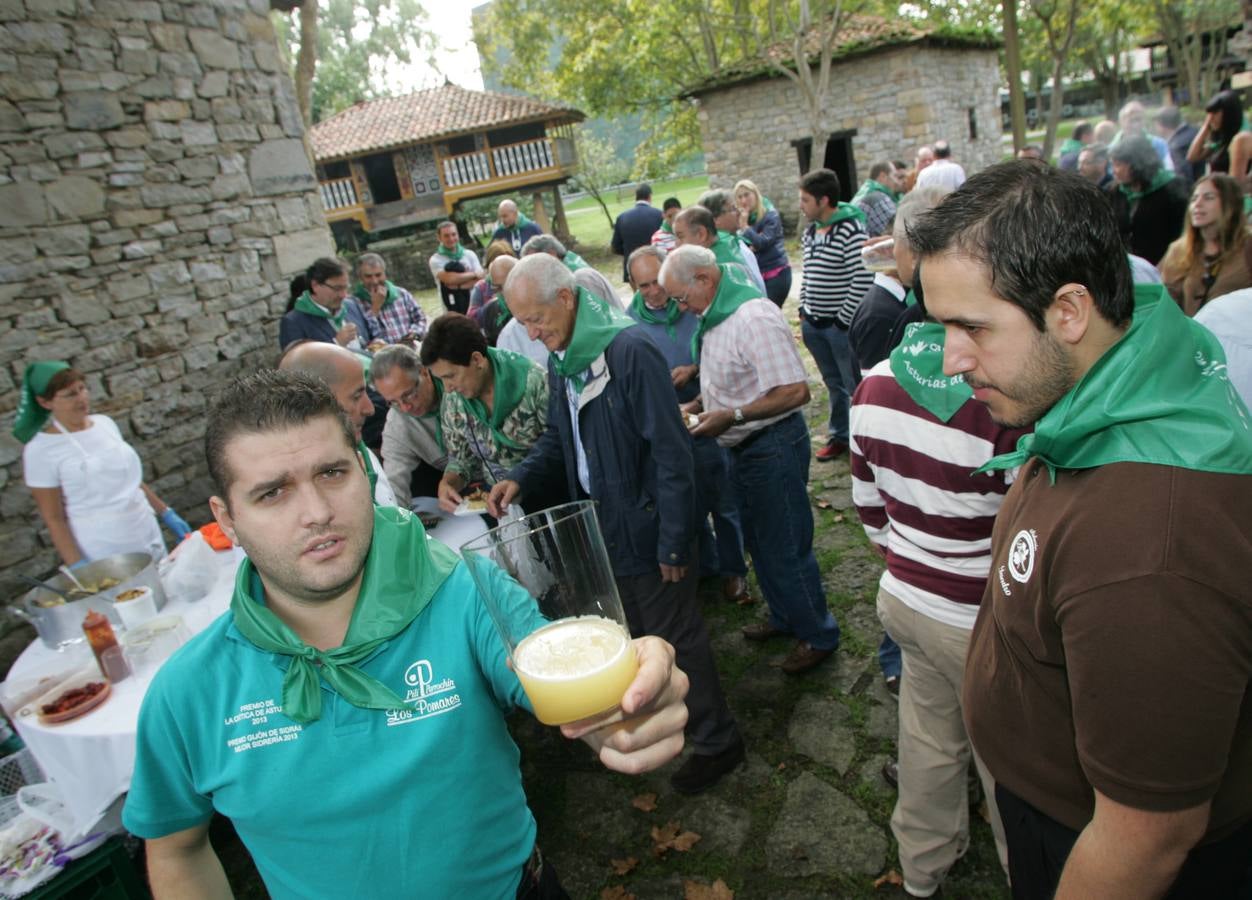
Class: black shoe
670,739,746,794
882,758,899,789
885,675,900,697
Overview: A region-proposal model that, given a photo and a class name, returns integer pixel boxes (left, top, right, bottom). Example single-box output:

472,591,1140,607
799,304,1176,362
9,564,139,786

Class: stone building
0,0,334,594
684,18,1002,228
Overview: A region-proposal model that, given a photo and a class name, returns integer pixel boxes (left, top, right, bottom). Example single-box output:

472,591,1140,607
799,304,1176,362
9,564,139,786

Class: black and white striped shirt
799,219,873,328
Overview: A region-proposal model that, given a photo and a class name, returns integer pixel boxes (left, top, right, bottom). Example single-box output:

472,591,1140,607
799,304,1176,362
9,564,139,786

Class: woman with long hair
1187,90,1252,180
733,178,792,306
1160,174,1252,315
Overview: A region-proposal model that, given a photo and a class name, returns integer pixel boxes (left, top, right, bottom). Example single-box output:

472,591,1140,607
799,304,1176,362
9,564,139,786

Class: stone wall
696,45,1003,231
0,0,334,597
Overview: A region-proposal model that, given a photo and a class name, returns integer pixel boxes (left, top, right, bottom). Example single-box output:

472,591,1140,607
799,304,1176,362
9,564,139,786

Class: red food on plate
39,681,110,723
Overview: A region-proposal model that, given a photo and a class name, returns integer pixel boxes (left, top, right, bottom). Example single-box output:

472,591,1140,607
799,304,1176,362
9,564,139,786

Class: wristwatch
733,407,745,425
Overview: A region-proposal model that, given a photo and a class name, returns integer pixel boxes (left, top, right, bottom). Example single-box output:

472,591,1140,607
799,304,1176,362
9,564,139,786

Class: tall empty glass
460,501,638,725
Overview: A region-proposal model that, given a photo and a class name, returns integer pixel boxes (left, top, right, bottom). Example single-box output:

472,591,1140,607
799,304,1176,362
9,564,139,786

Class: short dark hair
635,183,652,201
287,257,347,311
205,370,355,502
1154,107,1182,130
934,140,952,159
799,167,841,207
41,368,85,399
419,313,488,367
869,160,894,180
1071,121,1093,142
1109,135,1160,186
662,197,681,211
906,161,1133,331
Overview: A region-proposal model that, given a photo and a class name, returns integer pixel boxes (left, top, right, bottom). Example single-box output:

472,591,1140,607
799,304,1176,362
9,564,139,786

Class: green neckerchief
562,250,588,272
498,212,534,238
460,347,533,451
629,290,682,340
438,242,465,262
691,264,762,361
358,440,379,500
978,283,1252,481
851,179,895,205
1117,169,1175,204
711,230,751,269
904,289,918,308
553,287,635,390
13,360,69,443
815,203,867,229
747,196,776,226
495,291,512,329
1058,138,1086,157
889,322,973,423
293,291,346,329
352,281,398,310
660,220,673,234
230,505,460,724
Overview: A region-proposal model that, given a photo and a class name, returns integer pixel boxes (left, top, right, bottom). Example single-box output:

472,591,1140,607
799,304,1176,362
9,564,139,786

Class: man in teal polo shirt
122,370,689,899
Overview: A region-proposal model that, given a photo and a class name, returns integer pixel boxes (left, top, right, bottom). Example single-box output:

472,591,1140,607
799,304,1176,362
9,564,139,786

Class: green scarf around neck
294,291,346,329
13,360,69,443
230,506,460,724
851,179,895,205
815,203,867,229
357,440,379,500
562,250,588,272
660,220,673,234
424,375,446,452
1117,169,1175,204
747,196,776,226
889,322,973,423
438,242,466,262
459,347,534,451
553,287,635,389
712,230,751,269
978,283,1252,481
352,281,398,310
500,212,534,235
1059,138,1086,157
691,264,763,361
629,290,683,340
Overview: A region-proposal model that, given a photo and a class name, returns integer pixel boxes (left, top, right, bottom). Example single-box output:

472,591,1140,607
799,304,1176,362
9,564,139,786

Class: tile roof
309,83,585,162
683,15,998,97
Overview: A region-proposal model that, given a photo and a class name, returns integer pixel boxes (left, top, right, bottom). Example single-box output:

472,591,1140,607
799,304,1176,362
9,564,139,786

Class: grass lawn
561,174,709,253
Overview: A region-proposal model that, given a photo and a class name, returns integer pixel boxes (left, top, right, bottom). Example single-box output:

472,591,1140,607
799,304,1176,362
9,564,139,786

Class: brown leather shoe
721,575,754,604
741,621,788,642
780,641,835,674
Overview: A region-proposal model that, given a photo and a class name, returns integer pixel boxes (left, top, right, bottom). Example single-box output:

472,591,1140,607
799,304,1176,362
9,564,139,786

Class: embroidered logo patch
1008,529,1038,584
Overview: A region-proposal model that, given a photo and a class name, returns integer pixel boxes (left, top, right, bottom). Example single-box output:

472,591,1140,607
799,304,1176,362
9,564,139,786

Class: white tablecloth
411,496,491,551
6,551,239,835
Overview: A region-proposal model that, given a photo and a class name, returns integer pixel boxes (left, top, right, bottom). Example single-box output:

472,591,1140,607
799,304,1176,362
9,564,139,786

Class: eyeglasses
389,383,424,411
676,284,694,307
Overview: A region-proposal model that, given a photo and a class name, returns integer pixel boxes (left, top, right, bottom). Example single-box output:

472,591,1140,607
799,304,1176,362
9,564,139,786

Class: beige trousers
877,587,1008,896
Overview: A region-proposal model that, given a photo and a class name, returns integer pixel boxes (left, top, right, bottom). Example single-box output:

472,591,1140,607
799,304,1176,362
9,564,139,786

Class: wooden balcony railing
320,176,359,211
440,137,571,193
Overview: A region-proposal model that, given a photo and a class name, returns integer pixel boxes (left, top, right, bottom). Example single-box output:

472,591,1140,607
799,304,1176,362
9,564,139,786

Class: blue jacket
491,221,544,255
740,208,789,273
611,202,665,281
278,305,368,350
507,328,696,577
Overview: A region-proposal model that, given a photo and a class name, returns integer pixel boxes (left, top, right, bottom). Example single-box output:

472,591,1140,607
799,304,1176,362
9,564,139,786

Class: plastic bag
159,532,218,603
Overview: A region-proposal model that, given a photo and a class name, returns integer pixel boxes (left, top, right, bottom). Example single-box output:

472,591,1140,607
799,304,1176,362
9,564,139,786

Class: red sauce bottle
82,611,128,682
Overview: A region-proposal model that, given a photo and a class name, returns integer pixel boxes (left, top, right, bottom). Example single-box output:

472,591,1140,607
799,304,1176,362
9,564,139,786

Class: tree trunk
1043,60,1067,158
1003,0,1027,153
295,0,318,127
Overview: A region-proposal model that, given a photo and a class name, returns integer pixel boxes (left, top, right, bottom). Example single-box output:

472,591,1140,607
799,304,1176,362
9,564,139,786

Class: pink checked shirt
699,298,808,448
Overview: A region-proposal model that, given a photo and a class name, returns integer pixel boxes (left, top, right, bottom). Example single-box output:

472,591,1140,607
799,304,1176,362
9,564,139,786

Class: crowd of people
15,100,1252,898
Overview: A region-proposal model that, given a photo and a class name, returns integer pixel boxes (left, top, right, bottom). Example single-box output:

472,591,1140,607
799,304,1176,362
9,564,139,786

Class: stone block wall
0,0,334,595
696,45,1003,232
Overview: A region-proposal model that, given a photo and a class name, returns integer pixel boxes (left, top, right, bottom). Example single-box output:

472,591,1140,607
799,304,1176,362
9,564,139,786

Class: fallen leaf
631,792,657,812
873,870,905,889
671,830,701,852
601,886,636,900
651,821,680,844
817,499,831,509
684,878,735,899
610,857,638,876
834,514,845,523
651,821,702,856
776,762,787,771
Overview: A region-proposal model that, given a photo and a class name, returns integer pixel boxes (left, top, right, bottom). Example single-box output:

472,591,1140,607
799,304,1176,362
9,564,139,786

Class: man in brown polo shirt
907,160,1252,899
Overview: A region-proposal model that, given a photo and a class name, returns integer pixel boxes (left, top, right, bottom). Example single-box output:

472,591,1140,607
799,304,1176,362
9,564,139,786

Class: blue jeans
801,318,857,442
764,267,792,307
878,632,901,680
694,436,747,578
729,412,841,650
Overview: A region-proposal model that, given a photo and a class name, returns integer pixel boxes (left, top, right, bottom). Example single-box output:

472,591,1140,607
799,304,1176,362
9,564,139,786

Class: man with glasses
371,345,448,506
279,257,368,351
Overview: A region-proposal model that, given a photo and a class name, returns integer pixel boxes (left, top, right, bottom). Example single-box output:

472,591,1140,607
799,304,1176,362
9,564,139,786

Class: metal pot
14,553,167,649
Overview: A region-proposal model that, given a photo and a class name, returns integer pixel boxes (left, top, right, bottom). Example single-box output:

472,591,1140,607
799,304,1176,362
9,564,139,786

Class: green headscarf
814,203,867,228
293,291,346,329
1117,169,1175,205
562,250,588,272
458,347,535,450
230,505,460,724
889,322,973,423
13,361,70,443
553,287,635,390
747,196,776,226
629,290,683,340
978,284,1252,480
352,281,397,310
691,264,763,361
851,180,896,205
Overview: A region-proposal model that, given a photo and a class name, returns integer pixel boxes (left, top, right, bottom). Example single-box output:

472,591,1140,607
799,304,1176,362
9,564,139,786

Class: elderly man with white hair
521,233,624,310
660,244,842,675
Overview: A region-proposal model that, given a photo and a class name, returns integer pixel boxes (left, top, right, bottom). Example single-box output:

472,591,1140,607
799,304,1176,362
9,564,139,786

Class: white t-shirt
23,414,165,561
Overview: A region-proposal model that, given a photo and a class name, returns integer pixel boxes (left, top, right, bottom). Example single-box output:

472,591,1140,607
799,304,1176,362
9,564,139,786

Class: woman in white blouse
15,361,190,568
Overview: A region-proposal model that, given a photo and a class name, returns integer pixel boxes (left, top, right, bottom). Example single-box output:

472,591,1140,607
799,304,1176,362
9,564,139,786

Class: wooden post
552,185,568,235
531,191,551,232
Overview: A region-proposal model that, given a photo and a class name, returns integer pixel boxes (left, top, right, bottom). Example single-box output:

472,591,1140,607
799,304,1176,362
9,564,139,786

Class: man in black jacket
489,253,745,794
611,184,664,282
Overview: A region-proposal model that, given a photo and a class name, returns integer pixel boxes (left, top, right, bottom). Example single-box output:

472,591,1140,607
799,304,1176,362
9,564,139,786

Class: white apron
52,418,166,563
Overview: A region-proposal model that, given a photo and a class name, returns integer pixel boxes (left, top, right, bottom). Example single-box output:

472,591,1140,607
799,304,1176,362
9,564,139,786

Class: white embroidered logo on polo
1008,529,1038,584
387,658,462,727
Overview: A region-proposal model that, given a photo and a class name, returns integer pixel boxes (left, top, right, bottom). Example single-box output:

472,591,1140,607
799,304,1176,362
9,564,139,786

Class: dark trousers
764,266,792,307
615,551,741,755
996,783,1252,900
515,845,569,900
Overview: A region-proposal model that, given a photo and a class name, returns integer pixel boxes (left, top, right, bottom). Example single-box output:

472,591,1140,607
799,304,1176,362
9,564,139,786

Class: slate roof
682,15,999,97
309,83,584,162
